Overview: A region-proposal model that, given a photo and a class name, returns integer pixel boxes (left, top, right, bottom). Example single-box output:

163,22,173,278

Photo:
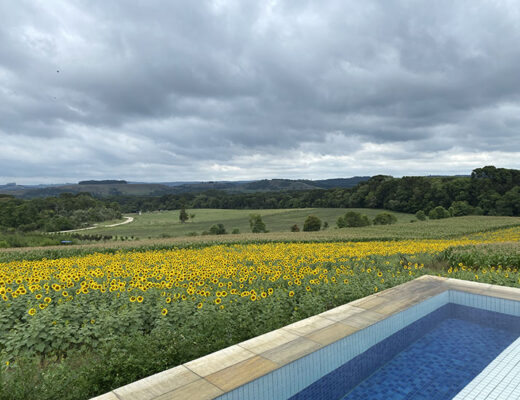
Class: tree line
0,193,121,232
112,166,520,216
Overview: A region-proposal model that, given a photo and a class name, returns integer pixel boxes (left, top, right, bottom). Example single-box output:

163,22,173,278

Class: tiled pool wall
215,291,520,400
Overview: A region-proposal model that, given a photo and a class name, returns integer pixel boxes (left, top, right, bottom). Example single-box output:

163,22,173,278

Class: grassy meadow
85,208,414,238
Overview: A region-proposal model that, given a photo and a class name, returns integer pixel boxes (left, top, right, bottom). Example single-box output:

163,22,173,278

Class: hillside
2,177,370,198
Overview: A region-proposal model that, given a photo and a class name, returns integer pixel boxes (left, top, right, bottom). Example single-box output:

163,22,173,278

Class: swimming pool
96,277,520,400
216,290,520,400
295,303,519,399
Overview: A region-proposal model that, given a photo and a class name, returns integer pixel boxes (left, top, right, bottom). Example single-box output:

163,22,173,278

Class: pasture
85,208,413,238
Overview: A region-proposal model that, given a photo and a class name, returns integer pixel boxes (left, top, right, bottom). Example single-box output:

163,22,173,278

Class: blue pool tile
291,303,519,400
217,292,520,400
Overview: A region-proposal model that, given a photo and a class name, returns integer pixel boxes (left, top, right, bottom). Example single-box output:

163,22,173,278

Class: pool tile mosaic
341,316,517,400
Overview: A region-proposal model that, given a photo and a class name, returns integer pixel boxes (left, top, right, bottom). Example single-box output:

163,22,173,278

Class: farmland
1,215,520,399
83,208,413,238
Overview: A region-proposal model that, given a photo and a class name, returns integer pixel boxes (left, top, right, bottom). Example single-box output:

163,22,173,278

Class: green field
79,208,520,242
85,208,415,238
1,212,519,263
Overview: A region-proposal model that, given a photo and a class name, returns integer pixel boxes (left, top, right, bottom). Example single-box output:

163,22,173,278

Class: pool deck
91,276,520,400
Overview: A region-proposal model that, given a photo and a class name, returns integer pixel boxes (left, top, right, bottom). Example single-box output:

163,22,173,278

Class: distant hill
4,183,172,199
79,180,128,185
0,176,371,199
309,177,372,189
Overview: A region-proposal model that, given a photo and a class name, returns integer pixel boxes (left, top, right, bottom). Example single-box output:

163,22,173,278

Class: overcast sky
1,1,520,184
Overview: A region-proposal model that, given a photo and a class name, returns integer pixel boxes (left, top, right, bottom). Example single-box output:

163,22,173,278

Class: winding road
57,216,134,233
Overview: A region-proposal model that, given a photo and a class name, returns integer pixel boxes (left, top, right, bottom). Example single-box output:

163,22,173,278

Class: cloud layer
2,0,520,183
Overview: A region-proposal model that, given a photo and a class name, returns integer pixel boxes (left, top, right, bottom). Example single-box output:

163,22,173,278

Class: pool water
341,318,517,400
291,303,520,400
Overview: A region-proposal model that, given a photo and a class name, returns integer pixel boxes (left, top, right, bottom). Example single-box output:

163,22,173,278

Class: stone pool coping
91,276,520,400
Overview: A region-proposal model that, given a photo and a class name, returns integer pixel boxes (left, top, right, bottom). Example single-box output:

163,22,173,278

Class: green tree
372,212,397,225
179,206,188,223
448,201,474,217
415,210,427,221
290,224,300,232
303,215,322,231
428,206,450,219
338,211,370,227
209,223,227,235
249,214,267,233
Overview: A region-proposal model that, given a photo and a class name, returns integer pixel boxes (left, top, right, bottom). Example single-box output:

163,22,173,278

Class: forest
0,193,121,232
113,166,520,216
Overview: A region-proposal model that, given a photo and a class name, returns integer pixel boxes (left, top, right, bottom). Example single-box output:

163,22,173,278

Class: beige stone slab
349,293,388,310
114,365,199,400
261,336,322,365
484,285,520,301
305,322,359,346
90,392,120,400
318,304,366,322
283,315,336,336
406,281,446,294
184,345,255,377
370,299,413,316
446,278,492,294
206,356,278,392
154,379,223,400
238,328,300,354
338,309,385,329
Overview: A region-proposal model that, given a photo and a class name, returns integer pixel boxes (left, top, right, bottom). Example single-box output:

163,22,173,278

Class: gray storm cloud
1,0,520,183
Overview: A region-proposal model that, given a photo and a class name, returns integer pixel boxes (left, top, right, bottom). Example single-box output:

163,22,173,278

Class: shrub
372,213,397,225
249,214,267,233
448,201,474,217
338,211,371,228
415,210,427,221
209,224,227,235
428,206,451,220
290,224,300,232
231,228,240,234
323,221,329,229
303,216,322,232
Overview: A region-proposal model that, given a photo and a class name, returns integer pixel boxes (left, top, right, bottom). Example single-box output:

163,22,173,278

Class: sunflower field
1,226,520,399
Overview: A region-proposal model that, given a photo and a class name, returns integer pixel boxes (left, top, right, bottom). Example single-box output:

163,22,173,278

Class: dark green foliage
372,212,397,225
0,194,121,233
448,201,475,217
178,207,188,223
231,228,240,234
208,224,227,235
109,166,520,217
290,224,300,232
249,214,267,233
323,221,329,229
415,210,427,221
428,206,451,219
303,215,322,231
337,211,371,227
